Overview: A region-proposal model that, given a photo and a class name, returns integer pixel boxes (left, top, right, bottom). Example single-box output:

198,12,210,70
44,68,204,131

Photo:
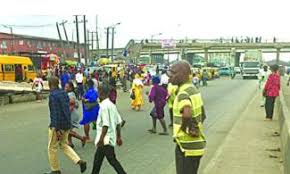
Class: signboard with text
161,39,176,49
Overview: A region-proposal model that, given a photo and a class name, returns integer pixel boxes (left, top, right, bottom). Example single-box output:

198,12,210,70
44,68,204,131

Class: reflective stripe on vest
173,83,206,156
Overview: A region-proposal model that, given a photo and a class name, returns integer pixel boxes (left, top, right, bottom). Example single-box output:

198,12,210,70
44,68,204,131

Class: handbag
263,89,267,97
150,107,157,118
83,101,98,110
130,90,136,100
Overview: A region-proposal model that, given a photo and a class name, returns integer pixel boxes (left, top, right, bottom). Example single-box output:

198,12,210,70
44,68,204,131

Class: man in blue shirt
45,76,87,174
60,70,70,89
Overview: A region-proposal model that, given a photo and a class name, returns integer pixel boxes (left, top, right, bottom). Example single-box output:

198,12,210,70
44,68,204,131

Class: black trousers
265,96,276,119
169,108,173,125
91,145,126,174
175,145,201,174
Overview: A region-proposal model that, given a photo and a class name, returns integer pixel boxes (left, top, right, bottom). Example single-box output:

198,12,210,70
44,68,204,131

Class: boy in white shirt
192,73,200,88
91,82,126,174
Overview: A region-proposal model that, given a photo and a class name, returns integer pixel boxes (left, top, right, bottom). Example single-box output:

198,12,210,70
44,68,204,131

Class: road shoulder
202,92,283,174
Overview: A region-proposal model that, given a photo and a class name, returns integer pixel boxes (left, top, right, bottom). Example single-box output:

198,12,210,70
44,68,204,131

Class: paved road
0,76,258,174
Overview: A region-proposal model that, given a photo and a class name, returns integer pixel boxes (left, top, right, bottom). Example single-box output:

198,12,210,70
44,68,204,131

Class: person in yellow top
130,74,144,111
119,68,127,92
168,60,207,174
167,83,178,127
112,70,117,79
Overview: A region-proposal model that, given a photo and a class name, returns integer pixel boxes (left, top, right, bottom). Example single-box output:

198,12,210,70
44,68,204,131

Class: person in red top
263,64,280,120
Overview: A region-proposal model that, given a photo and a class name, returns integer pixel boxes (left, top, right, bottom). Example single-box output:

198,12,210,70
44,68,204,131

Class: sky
1,0,290,61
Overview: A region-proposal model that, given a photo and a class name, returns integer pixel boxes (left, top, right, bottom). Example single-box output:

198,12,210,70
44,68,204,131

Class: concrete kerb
0,92,49,106
277,91,290,174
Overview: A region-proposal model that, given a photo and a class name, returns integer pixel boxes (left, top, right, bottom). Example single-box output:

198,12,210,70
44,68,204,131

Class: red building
0,32,85,68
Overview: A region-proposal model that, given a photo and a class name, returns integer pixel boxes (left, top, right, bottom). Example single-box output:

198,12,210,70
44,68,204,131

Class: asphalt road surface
0,76,258,174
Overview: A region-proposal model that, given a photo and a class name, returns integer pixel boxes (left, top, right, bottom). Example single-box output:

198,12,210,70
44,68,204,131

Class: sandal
121,120,126,128
147,129,157,134
81,137,86,147
68,143,75,149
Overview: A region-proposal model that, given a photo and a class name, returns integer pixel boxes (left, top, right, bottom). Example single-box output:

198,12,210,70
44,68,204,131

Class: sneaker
78,160,87,173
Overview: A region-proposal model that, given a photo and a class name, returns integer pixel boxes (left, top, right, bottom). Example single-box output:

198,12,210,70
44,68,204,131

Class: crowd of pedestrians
43,61,230,174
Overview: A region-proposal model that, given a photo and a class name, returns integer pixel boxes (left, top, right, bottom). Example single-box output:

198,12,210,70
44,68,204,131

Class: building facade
0,32,85,59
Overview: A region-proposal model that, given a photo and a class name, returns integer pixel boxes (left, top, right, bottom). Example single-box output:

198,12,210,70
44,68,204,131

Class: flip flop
147,129,157,134
81,137,86,147
86,139,93,143
121,120,126,127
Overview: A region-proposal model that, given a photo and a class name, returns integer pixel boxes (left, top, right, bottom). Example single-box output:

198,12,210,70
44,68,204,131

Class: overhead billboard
161,39,176,49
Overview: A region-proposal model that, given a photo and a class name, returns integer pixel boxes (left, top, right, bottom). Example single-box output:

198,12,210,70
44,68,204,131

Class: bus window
4,64,15,72
28,65,35,71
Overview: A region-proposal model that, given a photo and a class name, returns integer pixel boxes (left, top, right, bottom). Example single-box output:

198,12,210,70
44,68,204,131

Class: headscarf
152,76,160,85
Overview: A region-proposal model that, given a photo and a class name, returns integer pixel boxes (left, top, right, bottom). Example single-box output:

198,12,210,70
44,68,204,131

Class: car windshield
220,67,229,70
244,62,259,67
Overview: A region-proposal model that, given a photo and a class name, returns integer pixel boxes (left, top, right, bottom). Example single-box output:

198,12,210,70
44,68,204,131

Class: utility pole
56,22,65,59
91,32,94,50
111,27,114,60
74,15,81,63
106,27,110,57
96,15,100,58
88,31,97,59
87,30,91,59
83,15,88,65
59,20,70,47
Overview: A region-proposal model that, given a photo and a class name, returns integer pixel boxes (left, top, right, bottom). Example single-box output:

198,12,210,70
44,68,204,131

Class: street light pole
111,27,114,60
108,22,121,61
106,27,110,57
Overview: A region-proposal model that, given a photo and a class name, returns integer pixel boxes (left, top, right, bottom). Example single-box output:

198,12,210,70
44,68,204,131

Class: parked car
219,67,232,76
234,67,241,74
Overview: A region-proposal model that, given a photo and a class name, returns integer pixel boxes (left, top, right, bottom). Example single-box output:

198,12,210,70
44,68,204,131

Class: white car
234,67,241,74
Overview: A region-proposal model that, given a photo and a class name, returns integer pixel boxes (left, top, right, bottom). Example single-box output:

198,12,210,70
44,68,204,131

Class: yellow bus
0,55,37,82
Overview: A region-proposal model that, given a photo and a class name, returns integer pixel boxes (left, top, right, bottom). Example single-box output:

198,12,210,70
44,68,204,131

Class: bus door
15,64,23,82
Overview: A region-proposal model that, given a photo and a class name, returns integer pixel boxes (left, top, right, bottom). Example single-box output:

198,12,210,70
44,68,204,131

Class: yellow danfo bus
0,55,37,82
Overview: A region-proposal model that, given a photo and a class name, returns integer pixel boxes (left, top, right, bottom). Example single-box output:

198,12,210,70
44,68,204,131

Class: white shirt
95,98,122,147
75,73,83,83
33,77,43,92
133,78,143,86
192,77,199,84
160,73,169,85
258,69,269,81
